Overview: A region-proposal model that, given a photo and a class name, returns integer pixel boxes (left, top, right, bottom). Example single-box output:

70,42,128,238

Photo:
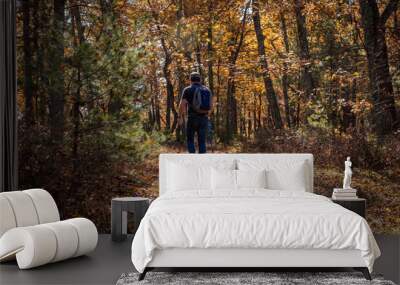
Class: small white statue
343,156,353,189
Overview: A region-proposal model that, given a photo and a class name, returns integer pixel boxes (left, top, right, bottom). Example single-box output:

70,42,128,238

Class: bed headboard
159,153,314,196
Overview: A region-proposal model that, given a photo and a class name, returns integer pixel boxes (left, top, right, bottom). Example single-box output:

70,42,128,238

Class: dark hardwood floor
0,234,399,285
0,235,134,285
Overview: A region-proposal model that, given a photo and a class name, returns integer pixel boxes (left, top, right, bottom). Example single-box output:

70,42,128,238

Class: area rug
116,272,396,285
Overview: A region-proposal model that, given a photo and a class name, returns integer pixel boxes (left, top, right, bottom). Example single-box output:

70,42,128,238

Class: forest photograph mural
16,0,399,233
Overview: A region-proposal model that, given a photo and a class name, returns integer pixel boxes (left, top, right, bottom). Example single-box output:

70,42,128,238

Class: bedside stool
111,197,150,242
332,198,366,218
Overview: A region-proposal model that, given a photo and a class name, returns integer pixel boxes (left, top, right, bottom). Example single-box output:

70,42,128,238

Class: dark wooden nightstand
332,198,366,218
111,197,150,242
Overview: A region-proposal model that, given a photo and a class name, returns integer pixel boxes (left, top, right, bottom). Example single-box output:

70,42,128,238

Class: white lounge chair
0,189,98,269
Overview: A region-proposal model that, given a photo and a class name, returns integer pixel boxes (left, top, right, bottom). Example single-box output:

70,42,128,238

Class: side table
331,198,366,218
111,197,150,242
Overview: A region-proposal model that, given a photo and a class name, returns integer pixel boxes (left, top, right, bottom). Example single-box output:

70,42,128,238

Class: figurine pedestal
332,188,358,200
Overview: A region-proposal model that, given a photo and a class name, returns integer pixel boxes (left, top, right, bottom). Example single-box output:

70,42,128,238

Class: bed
131,154,380,280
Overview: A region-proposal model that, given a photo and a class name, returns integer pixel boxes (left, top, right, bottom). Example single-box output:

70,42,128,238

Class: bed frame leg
138,268,148,281
354,267,371,280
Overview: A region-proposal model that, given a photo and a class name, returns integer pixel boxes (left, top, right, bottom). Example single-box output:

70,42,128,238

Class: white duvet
131,190,380,273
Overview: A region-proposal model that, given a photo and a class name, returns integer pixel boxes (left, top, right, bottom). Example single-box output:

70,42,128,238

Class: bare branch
381,0,399,24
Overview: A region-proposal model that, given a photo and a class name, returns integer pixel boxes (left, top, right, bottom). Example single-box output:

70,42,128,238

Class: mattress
131,190,380,273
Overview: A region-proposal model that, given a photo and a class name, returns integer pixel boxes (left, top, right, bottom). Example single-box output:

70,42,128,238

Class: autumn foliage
17,0,399,233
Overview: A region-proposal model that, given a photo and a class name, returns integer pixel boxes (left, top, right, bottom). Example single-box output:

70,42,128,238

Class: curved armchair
0,189,98,269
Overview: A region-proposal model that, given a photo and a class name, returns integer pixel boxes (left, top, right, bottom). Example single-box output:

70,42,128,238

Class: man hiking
178,72,213,153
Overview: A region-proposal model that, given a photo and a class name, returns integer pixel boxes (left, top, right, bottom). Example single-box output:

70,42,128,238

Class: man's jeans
186,115,208,153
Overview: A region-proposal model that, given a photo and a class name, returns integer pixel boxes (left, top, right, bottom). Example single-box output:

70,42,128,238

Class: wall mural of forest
17,0,399,233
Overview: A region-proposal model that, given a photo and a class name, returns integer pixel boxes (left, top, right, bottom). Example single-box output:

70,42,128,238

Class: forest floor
123,143,400,235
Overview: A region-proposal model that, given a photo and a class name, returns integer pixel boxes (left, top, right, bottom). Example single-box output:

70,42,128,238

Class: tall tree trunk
207,2,215,142
258,92,262,129
247,109,252,139
294,0,316,120
175,0,184,97
162,50,177,131
279,13,292,128
224,1,250,143
175,0,185,141
226,66,238,142
215,59,221,139
358,0,398,136
252,0,283,129
342,79,356,131
195,38,204,79
23,0,34,126
35,0,49,125
31,0,42,123
163,51,178,133
49,0,65,144
207,0,214,95
252,92,257,133
70,0,85,186
325,25,339,129
147,0,177,132
153,66,161,130
149,62,161,130
149,94,155,128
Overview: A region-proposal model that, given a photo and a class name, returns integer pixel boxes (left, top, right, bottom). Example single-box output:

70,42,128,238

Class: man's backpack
192,85,211,113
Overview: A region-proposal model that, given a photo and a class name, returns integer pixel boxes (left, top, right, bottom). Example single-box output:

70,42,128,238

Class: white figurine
343,156,353,189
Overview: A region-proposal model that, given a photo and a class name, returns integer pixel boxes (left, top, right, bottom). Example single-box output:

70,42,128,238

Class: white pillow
167,158,236,171
237,159,307,191
168,162,212,191
212,168,237,190
236,169,267,189
266,166,306,191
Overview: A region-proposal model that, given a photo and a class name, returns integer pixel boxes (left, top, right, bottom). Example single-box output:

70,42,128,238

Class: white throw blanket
131,190,380,273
